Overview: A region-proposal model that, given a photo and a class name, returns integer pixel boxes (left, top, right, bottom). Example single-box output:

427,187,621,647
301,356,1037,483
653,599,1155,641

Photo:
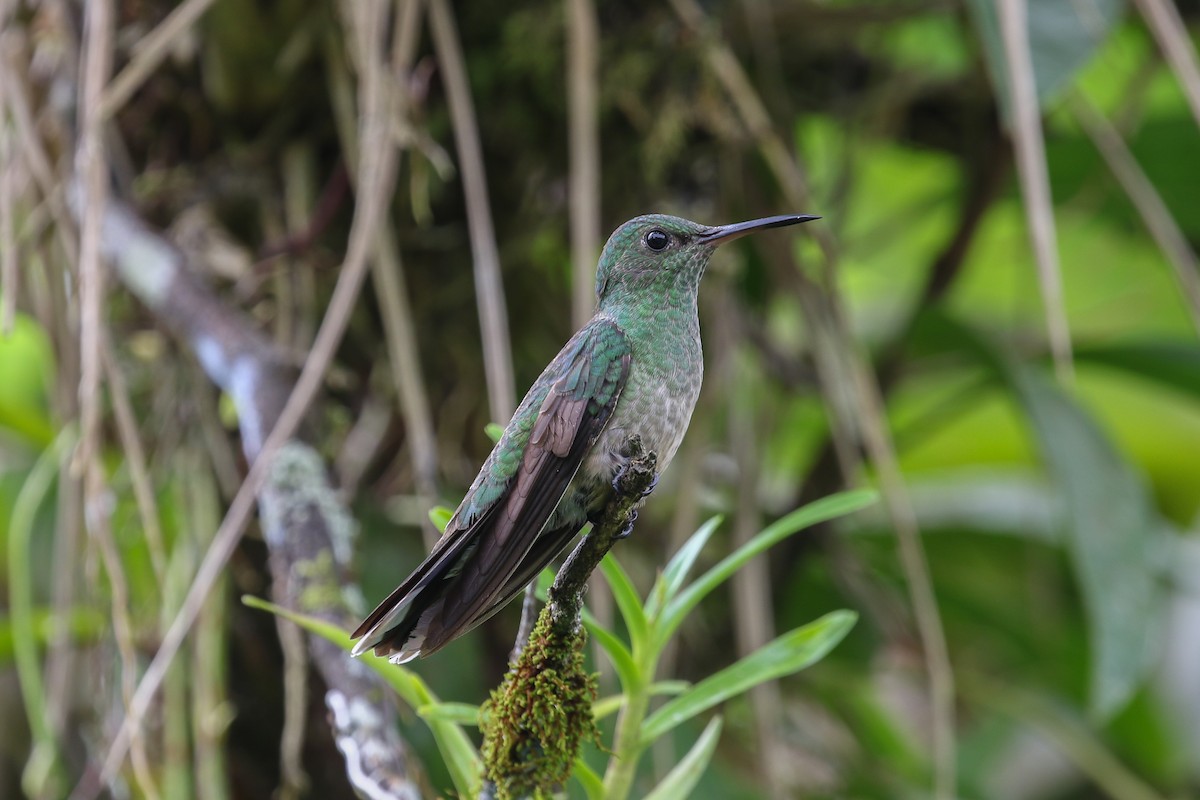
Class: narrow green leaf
657,491,875,647
599,554,650,652
934,315,1166,718
418,702,481,726
641,611,857,743
643,716,724,800
242,595,481,794
583,617,640,691
645,516,723,619
572,757,605,800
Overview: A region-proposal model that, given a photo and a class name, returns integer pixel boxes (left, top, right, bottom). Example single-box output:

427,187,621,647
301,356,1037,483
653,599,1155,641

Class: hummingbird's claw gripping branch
481,436,657,800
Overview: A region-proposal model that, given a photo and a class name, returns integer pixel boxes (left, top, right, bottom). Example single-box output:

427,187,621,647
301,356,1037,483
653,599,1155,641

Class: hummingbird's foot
611,462,659,498
616,509,639,539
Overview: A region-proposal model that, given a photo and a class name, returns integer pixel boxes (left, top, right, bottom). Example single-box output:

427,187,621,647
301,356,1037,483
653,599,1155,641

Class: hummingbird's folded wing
352,319,631,661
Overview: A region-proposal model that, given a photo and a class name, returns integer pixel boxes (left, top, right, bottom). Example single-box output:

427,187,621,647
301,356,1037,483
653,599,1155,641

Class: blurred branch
429,0,516,424
1131,0,1200,131
1068,92,1200,337
997,0,1074,384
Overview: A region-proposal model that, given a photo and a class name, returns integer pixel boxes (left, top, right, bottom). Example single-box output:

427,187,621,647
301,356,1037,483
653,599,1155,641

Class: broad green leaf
645,516,723,619
418,702,481,726
593,681,689,721
936,316,1165,718
1008,365,1163,717
600,554,649,652
641,610,857,742
642,716,723,800
963,0,1123,116
656,491,876,648
242,595,481,794
572,757,605,800
428,505,454,532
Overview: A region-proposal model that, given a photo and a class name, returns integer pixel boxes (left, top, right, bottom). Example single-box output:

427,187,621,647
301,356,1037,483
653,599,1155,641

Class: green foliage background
2,0,1200,797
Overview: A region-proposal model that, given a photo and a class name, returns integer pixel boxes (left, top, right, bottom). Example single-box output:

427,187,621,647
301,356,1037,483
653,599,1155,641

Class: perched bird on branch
352,212,819,663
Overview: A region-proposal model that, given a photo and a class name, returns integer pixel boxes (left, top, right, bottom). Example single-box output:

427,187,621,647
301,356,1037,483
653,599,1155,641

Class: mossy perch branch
479,436,658,800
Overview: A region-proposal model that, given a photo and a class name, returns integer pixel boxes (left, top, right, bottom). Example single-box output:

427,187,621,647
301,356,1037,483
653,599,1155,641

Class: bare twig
1,74,16,334
1131,0,1200,131
98,0,220,119
102,337,168,582
567,0,601,327
997,0,1074,384
428,0,516,424
1069,92,1200,336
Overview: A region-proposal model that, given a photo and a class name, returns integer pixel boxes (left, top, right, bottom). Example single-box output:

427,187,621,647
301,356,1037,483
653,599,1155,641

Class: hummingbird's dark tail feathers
349,520,583,663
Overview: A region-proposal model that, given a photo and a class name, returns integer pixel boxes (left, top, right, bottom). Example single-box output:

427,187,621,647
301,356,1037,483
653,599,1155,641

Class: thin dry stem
276,616,310,799
998,0,1074,385
102,336,168,582
373,226,441,547
91,472,162,800
1131,0,1200,131
75,0,112,471
1,77,16,334
567,0,601,327
1069,92,1200,336
98,0,219,119
724,342,786,799
429,0,516,423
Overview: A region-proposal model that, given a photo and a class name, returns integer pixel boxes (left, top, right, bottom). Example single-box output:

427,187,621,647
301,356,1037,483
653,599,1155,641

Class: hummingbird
352,212,819,663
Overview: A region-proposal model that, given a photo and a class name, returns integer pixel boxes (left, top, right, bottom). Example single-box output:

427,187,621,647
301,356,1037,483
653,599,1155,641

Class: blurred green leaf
0,315,55,447
242,595,481,794
644,515,722,619
642,716,723,800
964,0,1124,116
485,422,505,443
935,316,1166,718
641,610,857,742
429,505,454,533
656,491,876,648
418,702,481,726
1075,342,1200,400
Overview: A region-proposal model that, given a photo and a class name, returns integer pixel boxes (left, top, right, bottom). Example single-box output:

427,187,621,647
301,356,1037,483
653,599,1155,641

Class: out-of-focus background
2,0,1199,797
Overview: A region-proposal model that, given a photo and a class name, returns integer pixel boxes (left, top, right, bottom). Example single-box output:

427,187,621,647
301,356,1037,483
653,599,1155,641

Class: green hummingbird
352,212,819,662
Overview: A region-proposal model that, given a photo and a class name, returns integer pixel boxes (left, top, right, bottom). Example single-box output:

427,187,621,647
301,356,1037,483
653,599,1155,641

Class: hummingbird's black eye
644,229,670,251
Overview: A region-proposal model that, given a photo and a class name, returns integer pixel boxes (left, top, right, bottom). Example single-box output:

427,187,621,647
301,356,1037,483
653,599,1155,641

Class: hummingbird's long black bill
698,214,821,245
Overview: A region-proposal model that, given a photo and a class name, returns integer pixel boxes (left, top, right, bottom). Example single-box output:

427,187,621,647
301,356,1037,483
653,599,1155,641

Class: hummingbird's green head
594,213,819,309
